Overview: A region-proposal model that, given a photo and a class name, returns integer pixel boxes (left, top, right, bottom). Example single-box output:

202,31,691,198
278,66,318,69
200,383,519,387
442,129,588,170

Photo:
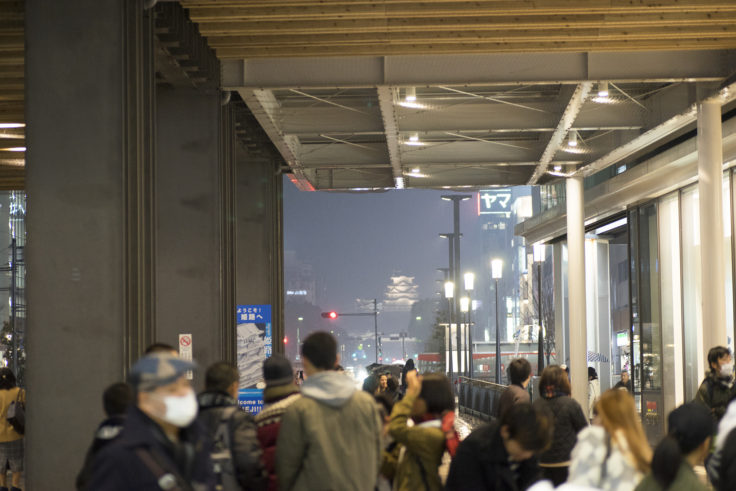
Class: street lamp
533,243,546,375
441,195,472,386
491,258,503,384
444,280,455,379
460,296,470,377
464,272,475,378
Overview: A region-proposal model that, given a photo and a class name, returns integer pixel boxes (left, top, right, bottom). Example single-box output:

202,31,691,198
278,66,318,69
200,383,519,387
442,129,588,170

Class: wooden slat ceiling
0,0,24,190
181,0,736,58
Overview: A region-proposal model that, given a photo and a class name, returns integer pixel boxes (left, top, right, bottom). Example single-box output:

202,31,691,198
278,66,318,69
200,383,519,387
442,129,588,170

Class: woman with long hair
635,402,712,491
533,365,588,486
0,368,23,491
568,389,652,489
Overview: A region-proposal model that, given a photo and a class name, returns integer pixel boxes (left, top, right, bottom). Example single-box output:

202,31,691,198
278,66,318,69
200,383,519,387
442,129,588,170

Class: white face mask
156,389,198,427
721,363,734,378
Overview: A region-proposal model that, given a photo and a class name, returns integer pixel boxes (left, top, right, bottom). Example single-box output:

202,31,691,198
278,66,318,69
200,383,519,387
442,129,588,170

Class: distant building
382,274,419,312
284,250,319,305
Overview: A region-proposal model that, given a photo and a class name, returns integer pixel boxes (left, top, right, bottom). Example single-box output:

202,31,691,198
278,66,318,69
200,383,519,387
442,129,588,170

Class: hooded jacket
275,370,383,491
695,370,735,423
197,390,267,491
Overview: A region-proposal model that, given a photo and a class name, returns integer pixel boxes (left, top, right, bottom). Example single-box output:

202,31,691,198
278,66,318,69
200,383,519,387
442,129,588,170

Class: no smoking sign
179,333,193,379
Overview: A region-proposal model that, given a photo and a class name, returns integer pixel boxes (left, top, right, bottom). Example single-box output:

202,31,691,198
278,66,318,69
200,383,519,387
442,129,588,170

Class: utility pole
10,239,16,374
374,298,378,363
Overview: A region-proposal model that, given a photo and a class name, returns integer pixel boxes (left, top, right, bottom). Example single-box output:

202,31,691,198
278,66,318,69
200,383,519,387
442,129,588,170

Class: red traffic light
321,311,338,319
284,336,288,345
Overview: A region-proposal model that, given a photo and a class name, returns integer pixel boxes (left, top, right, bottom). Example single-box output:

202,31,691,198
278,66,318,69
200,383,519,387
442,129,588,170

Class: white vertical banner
179,333,193,379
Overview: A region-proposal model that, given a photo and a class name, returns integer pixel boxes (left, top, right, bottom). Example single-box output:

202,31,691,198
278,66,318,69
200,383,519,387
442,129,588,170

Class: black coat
445,421,542,491
76,414,127,490
89,405,215,491
533,395,587,464
197,390,267,491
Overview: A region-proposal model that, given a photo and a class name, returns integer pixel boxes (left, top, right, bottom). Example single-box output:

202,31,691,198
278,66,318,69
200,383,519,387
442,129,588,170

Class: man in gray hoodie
275,331,382,491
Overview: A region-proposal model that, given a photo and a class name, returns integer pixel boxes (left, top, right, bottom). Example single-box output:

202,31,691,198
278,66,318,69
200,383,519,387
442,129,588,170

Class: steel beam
238,88,313,190
528,82,592,184
222,50,735,90
376,86,403,183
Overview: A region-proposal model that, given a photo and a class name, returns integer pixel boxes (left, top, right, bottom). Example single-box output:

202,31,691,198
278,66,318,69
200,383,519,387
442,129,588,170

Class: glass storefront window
681,185,703,400
659,192,684,413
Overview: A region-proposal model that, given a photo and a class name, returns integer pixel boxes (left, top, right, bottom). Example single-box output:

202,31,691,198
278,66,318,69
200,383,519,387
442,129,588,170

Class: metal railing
457,376,507,422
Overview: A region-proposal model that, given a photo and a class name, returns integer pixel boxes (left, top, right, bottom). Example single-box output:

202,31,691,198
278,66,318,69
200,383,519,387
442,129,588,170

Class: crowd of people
65,335,736,491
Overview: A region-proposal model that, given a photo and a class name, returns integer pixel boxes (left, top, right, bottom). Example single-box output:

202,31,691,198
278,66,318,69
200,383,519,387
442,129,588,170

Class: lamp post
444,280,455,380
440,233,458,380
442,195,472,384
460,295,470,377
492,258,503,384
464,272,475,378
533,244,546,375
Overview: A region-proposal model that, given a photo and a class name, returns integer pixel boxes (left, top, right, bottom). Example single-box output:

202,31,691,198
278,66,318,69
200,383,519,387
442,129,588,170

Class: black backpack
210,406,239,491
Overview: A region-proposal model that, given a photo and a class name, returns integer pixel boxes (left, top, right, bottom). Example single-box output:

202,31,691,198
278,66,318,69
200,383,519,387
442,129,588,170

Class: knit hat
263,354,294,388
668,402,714,453
129,353,196,392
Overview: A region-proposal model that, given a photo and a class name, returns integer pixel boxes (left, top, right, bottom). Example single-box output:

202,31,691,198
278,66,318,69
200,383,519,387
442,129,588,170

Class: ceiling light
1,147,25,152
409,132,419,142
394,177,405,189
597,82,609,98
0,123,24,129
405,87,416,102
411,167,420,174
553,165,562,172
567,132,578,147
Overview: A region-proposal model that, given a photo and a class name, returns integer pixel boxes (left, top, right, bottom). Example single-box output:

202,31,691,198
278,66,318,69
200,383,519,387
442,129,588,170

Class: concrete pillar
235,148,284,353
25,1,155,487
697,101,728,352
155,87,236,380
566,177,588,415
553,242,566,366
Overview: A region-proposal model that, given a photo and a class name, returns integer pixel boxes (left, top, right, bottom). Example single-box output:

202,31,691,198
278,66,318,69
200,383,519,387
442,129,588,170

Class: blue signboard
236,304,273,415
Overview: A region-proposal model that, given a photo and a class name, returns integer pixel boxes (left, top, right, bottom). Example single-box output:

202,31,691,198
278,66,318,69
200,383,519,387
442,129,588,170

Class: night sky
283,176,483,331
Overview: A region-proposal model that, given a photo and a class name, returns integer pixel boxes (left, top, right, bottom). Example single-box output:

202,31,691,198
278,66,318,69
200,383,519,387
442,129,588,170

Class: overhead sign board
478,189,512,215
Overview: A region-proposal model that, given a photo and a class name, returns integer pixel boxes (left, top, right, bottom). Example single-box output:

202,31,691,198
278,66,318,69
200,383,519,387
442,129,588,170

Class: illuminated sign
478,189,512,215
286,290,308,296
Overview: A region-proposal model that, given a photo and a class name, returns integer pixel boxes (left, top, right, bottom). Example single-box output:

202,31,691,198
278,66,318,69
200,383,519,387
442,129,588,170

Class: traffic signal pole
322,302,380,363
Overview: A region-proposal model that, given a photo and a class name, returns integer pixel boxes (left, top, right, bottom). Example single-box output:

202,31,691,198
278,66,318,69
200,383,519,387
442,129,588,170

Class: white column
698,101,727,352
567,176,589,415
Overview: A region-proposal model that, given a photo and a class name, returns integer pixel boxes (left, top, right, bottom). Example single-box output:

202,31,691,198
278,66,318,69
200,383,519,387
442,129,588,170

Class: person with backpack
198,361,267,491
445,403,552,491
388,370,457,491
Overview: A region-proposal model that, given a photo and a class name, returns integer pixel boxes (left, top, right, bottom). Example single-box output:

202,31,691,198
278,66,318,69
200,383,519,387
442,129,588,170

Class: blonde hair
595,389,652,473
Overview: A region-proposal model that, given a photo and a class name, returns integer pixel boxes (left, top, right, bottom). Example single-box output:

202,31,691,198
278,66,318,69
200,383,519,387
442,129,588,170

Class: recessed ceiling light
1,147,25,152
0,123,24,129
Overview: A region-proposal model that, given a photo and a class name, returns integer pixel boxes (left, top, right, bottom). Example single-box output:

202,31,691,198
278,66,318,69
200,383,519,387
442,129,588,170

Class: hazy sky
283,176,483,317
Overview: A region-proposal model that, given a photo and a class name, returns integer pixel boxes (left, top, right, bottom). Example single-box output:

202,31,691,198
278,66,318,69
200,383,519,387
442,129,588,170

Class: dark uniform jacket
197,390,267,491
89,405,214,491
445,421,542,491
